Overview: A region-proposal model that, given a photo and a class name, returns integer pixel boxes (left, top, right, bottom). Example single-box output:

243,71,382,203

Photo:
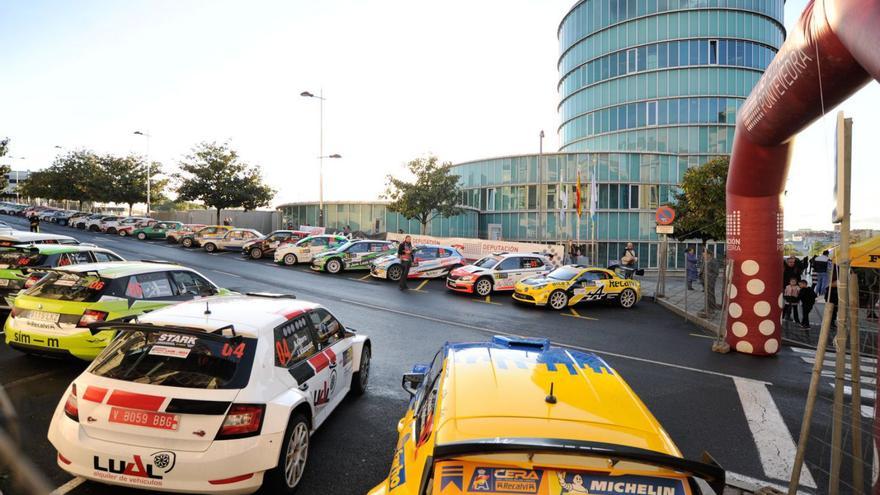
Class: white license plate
27,310,60,323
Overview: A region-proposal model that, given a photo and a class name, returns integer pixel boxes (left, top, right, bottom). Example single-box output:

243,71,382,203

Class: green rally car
131,221,183,240
4,261,231,360
0,244,125,310
310,239,396,274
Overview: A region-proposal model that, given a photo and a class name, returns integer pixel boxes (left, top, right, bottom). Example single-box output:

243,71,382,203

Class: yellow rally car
513,265,641,310
368,336,725,495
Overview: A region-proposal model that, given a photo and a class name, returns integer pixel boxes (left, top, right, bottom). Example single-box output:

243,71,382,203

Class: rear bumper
49,413,279,495
4,318,110,361
445,278,475,293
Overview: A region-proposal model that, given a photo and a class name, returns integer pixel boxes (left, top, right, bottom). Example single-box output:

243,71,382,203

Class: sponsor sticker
148,346,191,359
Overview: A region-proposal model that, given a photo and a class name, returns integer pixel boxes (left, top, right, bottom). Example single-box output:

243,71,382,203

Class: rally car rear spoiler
87,322,242,341
432,437,726,494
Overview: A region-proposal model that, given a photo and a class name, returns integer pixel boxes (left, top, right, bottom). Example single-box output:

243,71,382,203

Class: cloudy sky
1,0,877,230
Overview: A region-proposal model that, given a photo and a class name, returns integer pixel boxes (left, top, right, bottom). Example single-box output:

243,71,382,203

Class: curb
653,295,720,335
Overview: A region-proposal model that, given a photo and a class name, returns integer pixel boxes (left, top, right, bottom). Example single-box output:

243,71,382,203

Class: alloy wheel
284,422,309,488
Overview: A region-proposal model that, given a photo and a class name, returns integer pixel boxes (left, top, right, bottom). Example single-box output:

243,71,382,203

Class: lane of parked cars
0,203,728,495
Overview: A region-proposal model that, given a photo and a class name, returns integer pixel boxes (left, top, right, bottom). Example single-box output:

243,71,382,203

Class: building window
626,48,638,74
709,39,718,65
646,100,658,126
629,185,640,209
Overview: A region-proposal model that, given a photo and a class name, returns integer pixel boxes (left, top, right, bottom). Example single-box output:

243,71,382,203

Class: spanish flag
575,170,583,217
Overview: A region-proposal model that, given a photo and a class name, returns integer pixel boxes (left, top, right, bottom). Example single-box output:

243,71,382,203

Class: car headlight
459,275,475,282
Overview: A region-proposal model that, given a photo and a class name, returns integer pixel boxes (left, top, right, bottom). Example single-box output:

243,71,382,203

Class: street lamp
301,89,333,227
133,130,151,215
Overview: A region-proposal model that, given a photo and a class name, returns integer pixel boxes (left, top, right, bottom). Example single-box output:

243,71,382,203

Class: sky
0,0,877,230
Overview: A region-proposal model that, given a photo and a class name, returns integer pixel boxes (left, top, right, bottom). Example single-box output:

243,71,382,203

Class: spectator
397,235,413,290
343,225,351,237
686,248,698,290
620,242,638,279
798,279,817,329
783,277,801,323
704,250,720,311
783,256,804,287
222,217,231,226
813,250,830,299
29,214,40,233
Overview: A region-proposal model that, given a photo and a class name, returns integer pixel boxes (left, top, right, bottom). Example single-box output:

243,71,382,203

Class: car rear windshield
90,330,256,390
25,272,109,302
0,251,47,268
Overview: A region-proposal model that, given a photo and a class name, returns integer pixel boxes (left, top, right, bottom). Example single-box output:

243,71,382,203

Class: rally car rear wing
432,437,726,494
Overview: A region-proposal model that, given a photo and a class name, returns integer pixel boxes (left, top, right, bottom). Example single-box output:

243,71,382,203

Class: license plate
27,310,60,323
109,407,180,431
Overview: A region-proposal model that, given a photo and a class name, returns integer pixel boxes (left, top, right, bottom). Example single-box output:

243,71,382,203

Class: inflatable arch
726,0,880,355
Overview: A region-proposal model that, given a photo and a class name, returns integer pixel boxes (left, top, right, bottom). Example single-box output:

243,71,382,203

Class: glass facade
278,202,479,238
450,1,784,269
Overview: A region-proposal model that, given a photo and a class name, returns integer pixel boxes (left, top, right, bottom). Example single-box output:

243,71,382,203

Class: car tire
136,232,147,240
89,225,98,232
325,258,342,274
204,243,217,253
283,253,298,266
118,230,127,237
249,247,263,260
265,413,310,494
474,277,493,297
351,345,370,395
182,238,193,248
548,290,569,310
107,228,116,234
387,264,403,282
618,288,637,309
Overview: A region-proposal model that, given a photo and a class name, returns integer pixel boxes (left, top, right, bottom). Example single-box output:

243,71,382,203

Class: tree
672,156,728,243
0,138,12,194
97,155,168,215
175,141,276,223
383,156,462,234
0,138,8,158
783,244,803,257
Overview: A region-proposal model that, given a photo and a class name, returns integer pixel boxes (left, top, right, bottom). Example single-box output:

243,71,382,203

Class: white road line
820,370,875,386
793,347,877,365
727,471,814,494
340,298,771,385
50,476,86,495
800,356,875,375
733,377,817,488
842,385,876,401
862,405,874,419
214,270,242,279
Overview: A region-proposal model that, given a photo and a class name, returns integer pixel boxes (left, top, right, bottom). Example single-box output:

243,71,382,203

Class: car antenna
545,382,557,404
204,299,211,315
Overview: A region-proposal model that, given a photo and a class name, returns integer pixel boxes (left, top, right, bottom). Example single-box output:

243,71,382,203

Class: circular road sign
656,205,675,225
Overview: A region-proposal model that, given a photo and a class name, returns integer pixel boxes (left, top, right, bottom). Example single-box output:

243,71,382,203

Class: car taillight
215,404,265,440
77,310,108,327
64,384,79,422
23,274,42,289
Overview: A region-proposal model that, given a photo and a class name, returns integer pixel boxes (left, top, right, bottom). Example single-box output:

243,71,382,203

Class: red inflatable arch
726,0,880,355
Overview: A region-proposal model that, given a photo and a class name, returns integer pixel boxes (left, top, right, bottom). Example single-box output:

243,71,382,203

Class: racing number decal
222,342,246,359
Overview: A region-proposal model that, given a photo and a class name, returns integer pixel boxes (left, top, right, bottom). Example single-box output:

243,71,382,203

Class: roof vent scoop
545,382,557,404
492,335,550,351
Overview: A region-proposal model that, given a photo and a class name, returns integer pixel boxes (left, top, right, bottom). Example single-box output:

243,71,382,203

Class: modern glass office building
452,1,785,268
278,201,479,238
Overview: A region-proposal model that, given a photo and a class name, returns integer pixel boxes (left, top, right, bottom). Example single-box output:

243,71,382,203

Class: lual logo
94,451,176,479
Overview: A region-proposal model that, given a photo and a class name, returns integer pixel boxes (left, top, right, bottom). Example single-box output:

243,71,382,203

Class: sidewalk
642,273,876,351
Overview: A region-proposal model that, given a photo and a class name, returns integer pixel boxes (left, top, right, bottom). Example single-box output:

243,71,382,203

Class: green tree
0,138,13,194
175,141,276,223
383,156,462,234
0,138,8,158
672,156,728,243
783,244,803,257
97,154,168,215
37,150,103,209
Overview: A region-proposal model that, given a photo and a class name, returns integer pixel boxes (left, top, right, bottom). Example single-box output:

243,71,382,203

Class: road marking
726,471,813,494
347,276,377,284
862,405,874,419
2,370,58,389
842,384,876,401
471,295,501,305
820,370,874,386
800,356,875,374
733,377,817,488
51,476,86,495
411,279,430,292
689,333,715,340
358,273,371,281
561,307,597,320
214,270,242,279
340,298,771,385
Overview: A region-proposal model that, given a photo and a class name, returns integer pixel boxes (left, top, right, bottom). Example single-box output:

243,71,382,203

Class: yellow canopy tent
833,235,880,269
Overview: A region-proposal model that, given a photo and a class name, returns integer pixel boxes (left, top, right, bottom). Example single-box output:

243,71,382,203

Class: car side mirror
401,364,429,397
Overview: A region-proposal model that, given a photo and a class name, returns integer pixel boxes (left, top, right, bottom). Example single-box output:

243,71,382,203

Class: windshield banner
432,461,689,495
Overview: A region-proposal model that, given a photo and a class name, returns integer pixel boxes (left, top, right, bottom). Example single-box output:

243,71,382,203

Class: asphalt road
0,215,858,495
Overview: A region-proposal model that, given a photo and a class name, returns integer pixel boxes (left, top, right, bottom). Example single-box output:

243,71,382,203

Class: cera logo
93,451,176,479
495,469,540,481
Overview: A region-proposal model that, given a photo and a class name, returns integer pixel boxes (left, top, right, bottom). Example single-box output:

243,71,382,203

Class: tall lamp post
301,90,339,227
133,130,151,215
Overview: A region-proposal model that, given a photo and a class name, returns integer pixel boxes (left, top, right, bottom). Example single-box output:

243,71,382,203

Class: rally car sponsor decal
552,472,688,495
452,348,613,375
389,433,410,489
92,451,176,488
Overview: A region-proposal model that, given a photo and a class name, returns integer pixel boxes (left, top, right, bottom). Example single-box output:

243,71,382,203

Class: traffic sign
656,225,674,234
655,205,675,225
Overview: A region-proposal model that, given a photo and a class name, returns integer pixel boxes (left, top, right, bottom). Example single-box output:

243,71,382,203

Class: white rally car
369,244,465,282
48,293,371,494
446,252,555,296
273,234,348,266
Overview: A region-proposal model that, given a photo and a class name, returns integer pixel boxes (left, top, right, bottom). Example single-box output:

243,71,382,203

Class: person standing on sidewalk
812,250,830,299
397,235,413,290
686,248,698,290
29,214,39,233
783,277,801,323
620,242,638,279
798,279,817,328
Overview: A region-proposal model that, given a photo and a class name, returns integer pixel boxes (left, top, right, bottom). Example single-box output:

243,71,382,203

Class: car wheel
283,253,298,266
351,345,370,395
107,228,116,234
89,225,98,232
326,258,342,274
118,230,127,237
474,277,493,297
182,238,193,248
249,247,263,260
548,290,569,310
204,243,216,253
136,232,147,240
266,413,310,494
387,264,403,282
618,288,637,309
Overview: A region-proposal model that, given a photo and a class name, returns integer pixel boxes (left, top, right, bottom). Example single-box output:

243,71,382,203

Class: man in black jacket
397,236,413,290
798,279,817,328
